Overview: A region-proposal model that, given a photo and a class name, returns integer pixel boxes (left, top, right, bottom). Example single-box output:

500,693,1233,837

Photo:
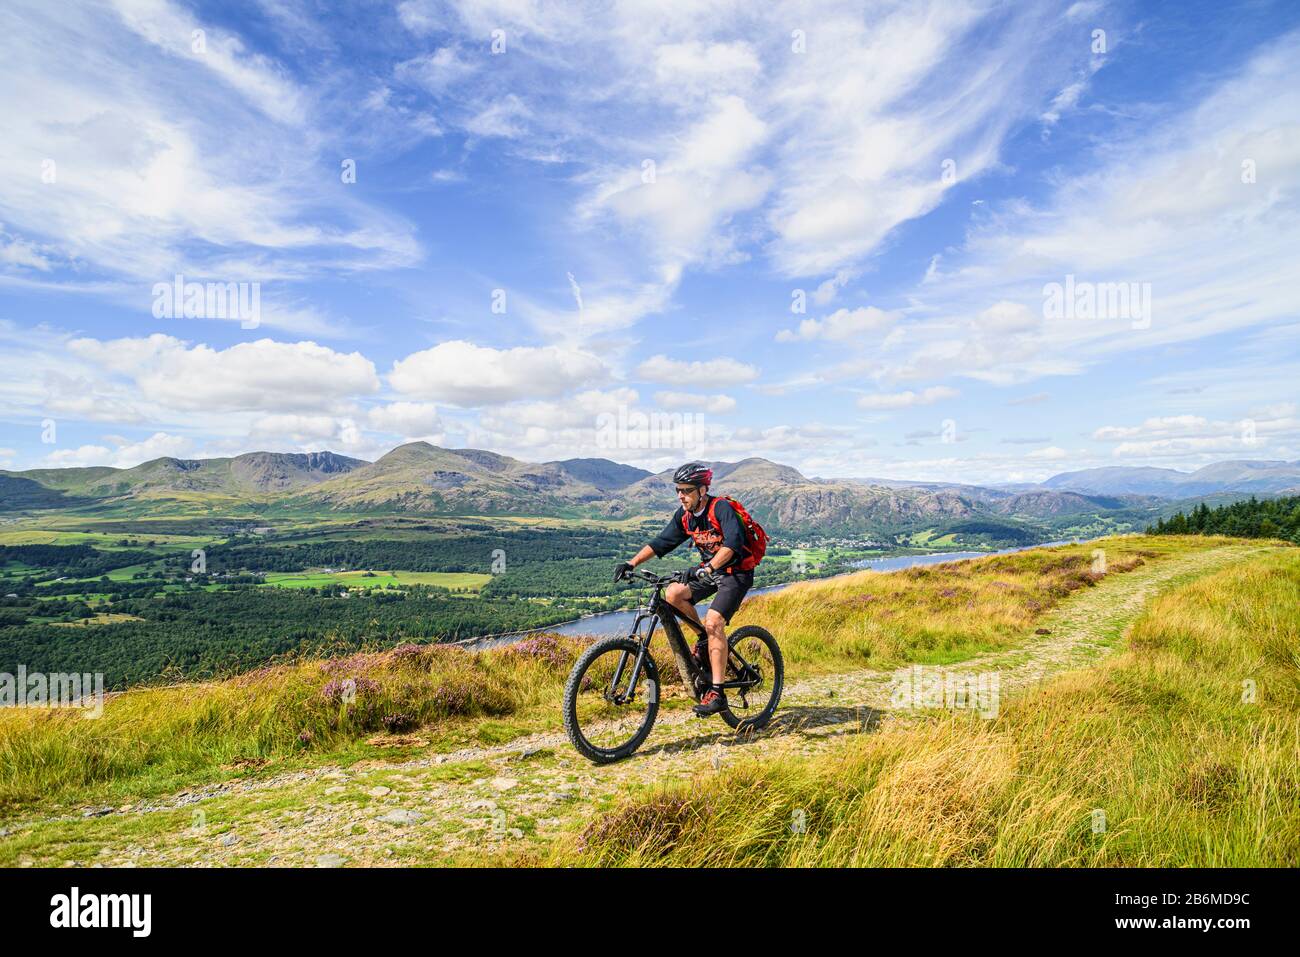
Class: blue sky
1,0,1297,484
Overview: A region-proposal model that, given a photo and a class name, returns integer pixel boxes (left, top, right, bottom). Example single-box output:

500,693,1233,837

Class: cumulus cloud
366,402,444,436
479,388,638,434
67,335,380,412
389,340,611,406
43,430,192,468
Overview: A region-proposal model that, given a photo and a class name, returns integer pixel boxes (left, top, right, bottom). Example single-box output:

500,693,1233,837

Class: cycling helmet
673,462,712,487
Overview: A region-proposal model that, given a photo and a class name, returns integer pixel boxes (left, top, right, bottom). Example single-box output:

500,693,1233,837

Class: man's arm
703,546,735,572
627,543,657,568
616,510,686,581
640,508,688,563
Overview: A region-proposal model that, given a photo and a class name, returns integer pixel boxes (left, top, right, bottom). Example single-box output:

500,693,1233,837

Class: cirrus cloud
856,386,959,410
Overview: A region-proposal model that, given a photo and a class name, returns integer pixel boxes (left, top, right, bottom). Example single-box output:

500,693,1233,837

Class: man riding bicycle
614,462,760,718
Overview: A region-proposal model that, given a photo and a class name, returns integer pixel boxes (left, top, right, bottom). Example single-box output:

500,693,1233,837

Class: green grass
0,534,1260,831
0,636,586,815
48,613,145,627
550,545,1300,867
902,529,958,547
731,534,1205,675
260,570,492,592
0,529,206,547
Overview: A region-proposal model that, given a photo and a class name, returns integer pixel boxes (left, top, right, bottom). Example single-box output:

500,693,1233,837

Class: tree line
1,587,586,689
1146,496,1300,542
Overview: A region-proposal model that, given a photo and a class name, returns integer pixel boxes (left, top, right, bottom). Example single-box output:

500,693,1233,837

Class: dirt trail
3,544,1262,868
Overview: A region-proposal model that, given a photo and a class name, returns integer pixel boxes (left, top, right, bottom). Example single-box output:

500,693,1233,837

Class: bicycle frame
614,572,763,704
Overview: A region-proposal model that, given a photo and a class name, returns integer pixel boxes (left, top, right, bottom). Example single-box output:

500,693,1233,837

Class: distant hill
1,451,366,504
5,444,1294,539
1042,460,1300,497
0,474,90,511
611,458,983,533
988,490,1148,517
292,442,616,514
546,458,652,490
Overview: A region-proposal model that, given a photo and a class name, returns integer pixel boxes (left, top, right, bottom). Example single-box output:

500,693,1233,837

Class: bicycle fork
607,616,658,704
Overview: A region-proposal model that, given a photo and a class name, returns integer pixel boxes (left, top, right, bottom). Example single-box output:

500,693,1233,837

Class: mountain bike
562,569,784,764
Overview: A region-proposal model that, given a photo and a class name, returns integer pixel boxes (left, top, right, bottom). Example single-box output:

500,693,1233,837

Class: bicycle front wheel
563,636,660,764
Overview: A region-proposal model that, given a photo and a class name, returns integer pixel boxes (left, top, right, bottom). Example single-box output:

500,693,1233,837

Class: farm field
261,570,493,592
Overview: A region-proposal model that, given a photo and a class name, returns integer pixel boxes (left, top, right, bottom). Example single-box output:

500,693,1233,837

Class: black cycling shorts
687,569,754,624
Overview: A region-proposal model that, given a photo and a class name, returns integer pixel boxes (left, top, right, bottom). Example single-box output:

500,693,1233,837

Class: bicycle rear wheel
563,636,660,764
720,625,783,732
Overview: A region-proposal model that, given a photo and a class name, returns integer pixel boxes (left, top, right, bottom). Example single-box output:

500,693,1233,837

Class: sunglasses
674,485,700,495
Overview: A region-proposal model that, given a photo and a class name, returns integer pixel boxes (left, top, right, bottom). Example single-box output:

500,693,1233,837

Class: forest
1146,496,1300,541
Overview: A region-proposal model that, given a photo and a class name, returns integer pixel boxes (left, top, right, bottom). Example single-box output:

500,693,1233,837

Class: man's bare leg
703,609,728,684
664,582,705,632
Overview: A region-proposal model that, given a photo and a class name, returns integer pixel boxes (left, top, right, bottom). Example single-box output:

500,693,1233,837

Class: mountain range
5,444,1297,537
1037,460,1300,497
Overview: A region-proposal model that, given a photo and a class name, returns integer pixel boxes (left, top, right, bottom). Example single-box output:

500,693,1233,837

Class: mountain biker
613,462,757,718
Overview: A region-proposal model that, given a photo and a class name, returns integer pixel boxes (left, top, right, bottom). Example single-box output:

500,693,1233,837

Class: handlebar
622,568,689,586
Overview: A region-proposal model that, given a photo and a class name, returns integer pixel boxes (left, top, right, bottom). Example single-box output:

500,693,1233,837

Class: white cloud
777,306,898,343
655,391,737,414
44,430,192,468
0,0,419,285
566,272,584,312
366,402,444,436
921,31,1300,379
1092,416,1210,441
1026,445,1069,460
1091,410,1300,460
109,0,304,124
516,277,678,341
389,340,611,406
811,270,853,306
974,301,1040,336
465,94,531,138
395,46,478,93
250,414,347,442
636,354,759,384
479,388,638,433
856,386,959,410
588,94,771,268
653,41,760,101
67,335,380,412
0,228,54,271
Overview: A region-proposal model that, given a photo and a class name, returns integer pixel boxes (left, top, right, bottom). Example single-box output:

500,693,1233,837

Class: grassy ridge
554,546,1300,866
0,637,586,813
733,535,1194,672
0,535,1234,818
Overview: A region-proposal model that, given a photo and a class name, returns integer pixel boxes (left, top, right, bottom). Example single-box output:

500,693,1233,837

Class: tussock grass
733,535,1200,672
0,635,585,813
554,546,1300,866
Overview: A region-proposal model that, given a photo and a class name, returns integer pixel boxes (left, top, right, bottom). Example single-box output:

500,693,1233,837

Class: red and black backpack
680,495,768,573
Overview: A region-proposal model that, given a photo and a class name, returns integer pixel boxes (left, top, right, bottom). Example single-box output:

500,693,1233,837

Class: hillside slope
2,452,365,504
0,535,1277,867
